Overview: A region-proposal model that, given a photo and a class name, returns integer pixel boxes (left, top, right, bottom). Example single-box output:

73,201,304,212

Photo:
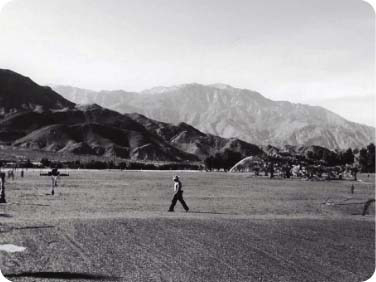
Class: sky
0,0,375,126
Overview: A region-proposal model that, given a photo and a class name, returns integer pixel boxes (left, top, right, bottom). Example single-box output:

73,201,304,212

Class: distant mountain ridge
54,84,375,150
0,69,266,162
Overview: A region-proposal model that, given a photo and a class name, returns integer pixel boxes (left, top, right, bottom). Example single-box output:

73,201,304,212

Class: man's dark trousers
169,191,189,211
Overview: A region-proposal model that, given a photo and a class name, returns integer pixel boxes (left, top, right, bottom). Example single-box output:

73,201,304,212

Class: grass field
0,170,374,282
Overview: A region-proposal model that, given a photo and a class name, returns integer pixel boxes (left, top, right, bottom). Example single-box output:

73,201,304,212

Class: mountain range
0,69,374,163
0,69,265,162
53,84,375,150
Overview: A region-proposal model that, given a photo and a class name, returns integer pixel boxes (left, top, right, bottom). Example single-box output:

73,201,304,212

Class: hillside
0,69,74,116
0,106,198,162
127,113,263,160
54,83,375,150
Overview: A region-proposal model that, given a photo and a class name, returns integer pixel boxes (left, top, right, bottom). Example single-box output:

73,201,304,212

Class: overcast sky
0,0,374,126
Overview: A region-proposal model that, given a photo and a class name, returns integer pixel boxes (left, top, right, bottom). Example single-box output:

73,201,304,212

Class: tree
342,148,354,165
107,160,115,169
74,160,81,169
351,166,359,181
359,148,368,172
25,159,33,168
204,156,214,171
269,161,274,178
222,149,242,171
306,151,314,160
323,150,339,166
41,158,50,167
213,153,224,171
337,151,344,165
367,143,375,173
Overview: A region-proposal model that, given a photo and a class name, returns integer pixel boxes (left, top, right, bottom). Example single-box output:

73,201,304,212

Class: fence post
0,172,6,203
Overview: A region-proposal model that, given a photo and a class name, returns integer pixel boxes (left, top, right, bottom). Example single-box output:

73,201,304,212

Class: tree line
358,143,375,173
203,143,375,172
2,143,374,173
39,158,203,170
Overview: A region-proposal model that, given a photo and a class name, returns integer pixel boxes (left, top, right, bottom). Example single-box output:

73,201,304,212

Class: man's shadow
187,211,237,215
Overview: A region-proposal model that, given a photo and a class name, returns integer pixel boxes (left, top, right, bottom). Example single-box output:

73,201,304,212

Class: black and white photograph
0,0,375,281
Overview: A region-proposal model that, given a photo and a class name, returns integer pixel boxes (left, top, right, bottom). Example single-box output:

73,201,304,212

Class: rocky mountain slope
54,83,375,150
0,105,198,162
0,69,74,117
127,113,263,160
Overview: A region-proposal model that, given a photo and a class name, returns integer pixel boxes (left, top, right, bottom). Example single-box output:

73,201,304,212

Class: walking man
51,167,60,195
168,176,189,212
